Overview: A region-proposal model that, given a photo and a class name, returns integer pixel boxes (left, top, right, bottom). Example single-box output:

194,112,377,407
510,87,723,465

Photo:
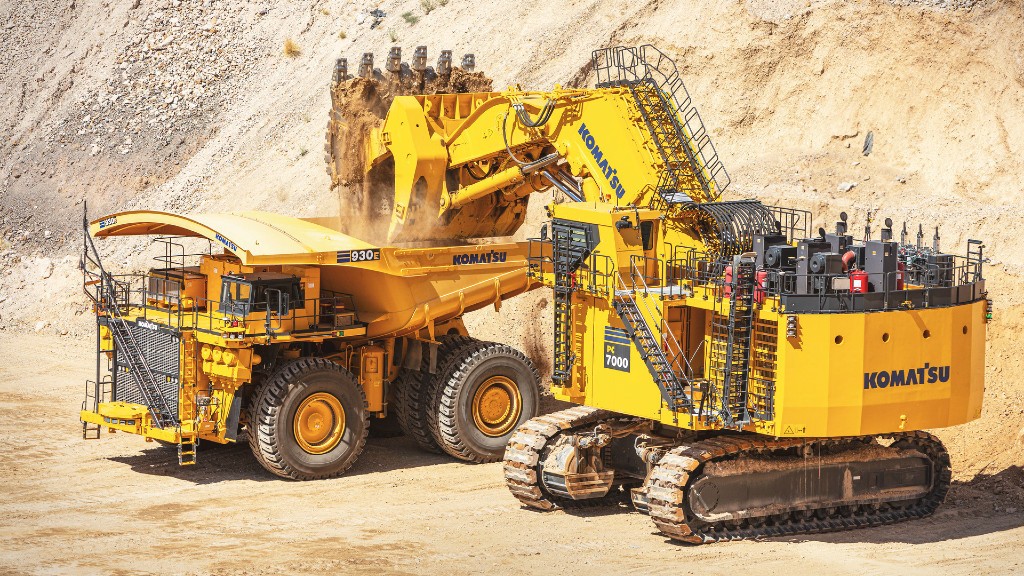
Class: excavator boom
360,46,730,242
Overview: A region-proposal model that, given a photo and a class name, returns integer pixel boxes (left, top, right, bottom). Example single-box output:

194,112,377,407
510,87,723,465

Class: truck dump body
91,210,533,339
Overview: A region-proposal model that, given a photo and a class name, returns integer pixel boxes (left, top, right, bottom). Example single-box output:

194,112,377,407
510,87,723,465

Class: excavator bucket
324,46,493,243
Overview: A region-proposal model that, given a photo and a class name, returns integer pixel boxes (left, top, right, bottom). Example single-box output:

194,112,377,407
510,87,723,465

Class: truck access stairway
592,45,730,206
611,270,694,412
82,216,178,431
707,257,757,428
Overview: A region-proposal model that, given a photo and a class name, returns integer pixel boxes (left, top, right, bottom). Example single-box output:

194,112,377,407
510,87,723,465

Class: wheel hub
293,392,346,454
472,376,521,437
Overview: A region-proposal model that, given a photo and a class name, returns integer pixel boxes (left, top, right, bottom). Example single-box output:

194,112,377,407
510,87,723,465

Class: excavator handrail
617,262,692,380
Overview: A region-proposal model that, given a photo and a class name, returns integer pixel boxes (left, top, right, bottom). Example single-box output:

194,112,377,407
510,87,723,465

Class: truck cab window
218,277,253,317
219,273,304,317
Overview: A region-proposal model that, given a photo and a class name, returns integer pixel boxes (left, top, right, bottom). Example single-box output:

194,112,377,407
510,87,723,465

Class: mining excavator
321,44,990,542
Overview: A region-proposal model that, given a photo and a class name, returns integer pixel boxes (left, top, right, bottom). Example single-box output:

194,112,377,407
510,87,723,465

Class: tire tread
429,341,542,463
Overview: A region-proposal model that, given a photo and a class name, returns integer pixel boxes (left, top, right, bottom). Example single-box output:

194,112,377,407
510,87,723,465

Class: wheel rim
293,392,346,455
471,376,522,437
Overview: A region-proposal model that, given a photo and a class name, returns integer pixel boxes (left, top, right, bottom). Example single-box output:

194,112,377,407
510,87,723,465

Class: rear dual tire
428,340,541,463
394,335,475,453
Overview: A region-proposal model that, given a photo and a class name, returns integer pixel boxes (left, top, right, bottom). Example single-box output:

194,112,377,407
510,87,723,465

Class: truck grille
113,320,181,413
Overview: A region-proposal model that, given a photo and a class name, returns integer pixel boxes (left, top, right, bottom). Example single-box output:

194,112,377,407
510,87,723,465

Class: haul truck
324,44,991,541
80,210,541,479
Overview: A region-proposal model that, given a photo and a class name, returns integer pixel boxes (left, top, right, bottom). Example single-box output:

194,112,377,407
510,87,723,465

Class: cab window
251,278,304,313
218,277,253,316
218,274,304,316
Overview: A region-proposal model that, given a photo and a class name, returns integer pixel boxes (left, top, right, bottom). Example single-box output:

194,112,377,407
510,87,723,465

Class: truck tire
428,341,541,463
394,334,475,453
248,358,368,480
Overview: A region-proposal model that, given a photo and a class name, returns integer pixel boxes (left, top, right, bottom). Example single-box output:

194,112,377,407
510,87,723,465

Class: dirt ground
1,332,1021,576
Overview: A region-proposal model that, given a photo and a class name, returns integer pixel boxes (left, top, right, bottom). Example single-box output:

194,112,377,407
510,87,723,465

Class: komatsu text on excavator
328,44,990,542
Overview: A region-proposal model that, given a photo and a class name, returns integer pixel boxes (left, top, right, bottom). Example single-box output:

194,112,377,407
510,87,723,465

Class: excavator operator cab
218,273,305,318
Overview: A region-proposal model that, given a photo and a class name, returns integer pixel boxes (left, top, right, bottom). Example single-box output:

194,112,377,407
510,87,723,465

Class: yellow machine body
325,44,991,539
535,202,987,438
360,68,989,439
81,210,534,447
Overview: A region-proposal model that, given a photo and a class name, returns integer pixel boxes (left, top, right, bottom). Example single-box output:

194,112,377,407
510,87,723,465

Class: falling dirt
324,77,391,188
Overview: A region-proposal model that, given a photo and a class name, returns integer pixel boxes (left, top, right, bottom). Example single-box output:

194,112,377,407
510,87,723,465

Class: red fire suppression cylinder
896,262,906,290
724,265,733,297
850,269,869,293
754,270,768,304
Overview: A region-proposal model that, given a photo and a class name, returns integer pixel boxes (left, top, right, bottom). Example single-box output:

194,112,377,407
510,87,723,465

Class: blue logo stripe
604,327,631,345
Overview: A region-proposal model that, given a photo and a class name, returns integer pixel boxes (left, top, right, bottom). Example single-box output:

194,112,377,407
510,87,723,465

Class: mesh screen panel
113,321,181,412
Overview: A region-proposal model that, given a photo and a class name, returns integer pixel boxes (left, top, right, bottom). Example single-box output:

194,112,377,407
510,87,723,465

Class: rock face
56,1,257,155
1,0,277,261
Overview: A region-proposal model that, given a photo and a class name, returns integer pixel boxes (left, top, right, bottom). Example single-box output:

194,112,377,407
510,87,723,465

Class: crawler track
503,406,617,510
647,431,951,543
505,410,951,542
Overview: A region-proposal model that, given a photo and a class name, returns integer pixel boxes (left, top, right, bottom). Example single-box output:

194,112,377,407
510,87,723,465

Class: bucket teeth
413,45,428,72
437,50,452,78
343,48,473,82
386,46,402,75
359,52,374,78
332,57,348,85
